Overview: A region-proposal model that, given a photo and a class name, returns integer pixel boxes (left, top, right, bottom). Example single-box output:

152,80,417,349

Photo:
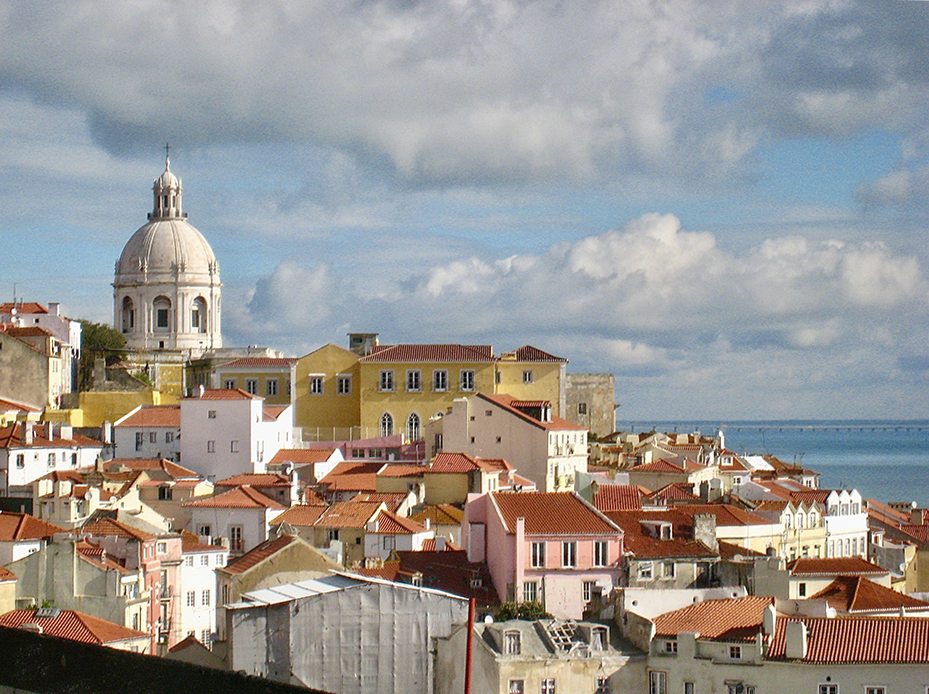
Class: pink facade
463,491,624,619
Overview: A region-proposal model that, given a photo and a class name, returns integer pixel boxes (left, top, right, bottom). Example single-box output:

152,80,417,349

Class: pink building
462,491,624,619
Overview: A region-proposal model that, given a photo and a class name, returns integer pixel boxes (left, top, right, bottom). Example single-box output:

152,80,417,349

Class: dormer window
504,630,521,655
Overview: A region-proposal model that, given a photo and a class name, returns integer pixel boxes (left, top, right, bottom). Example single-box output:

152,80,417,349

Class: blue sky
0,0,927,420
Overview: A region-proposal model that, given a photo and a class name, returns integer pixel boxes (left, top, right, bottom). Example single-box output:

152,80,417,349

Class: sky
1,0,927,421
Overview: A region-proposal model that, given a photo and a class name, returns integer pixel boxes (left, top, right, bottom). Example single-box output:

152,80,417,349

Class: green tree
494,601,552,621
78,320,126,391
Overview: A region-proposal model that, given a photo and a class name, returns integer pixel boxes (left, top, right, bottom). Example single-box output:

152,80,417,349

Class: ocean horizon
614,418,929,507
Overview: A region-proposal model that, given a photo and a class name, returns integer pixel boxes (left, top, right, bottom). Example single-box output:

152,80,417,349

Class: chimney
24,422,33,445
785,621,807,660
49,302,60,316
424,518,431,530
101,421,113,444
435,536,445,551
692,513,718,553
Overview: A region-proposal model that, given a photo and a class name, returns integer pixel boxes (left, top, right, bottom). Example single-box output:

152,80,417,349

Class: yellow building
291,335,569,442
213,357,296,407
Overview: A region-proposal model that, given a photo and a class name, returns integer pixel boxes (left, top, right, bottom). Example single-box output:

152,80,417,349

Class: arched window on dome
153,296,172,332
121,296,135,334
406,413,421,442
192,297,207,334
380,412,394,437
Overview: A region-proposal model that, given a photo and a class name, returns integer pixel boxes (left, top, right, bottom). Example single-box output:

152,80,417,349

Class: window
47,452,55,468
207,440,216,453
729,645,742,660
337,374,351,395
185,556,193,567
523,581,538,603
865,688,886,694
223,379,236,389
540,679,555,694
200,554,209,566
799,582,807,597
383,536,396,551
15,454,24,469
186,591,195,607
149,431,157,443
460,369,475,391
594,540,608,567
379,370,394,392
267,379,278,396
648,671,667,694
530,542,545,568
638,562,654,580
158,486,172,501
663,561,676,578
561,541,577,568
583,580,595,603
504,630,521,655
406,413,421,441
207,410,216,419
684,684,694,694
309,376,323,395
508,681,524,694
201,629,211,645
663,639,678,654
155,306,170,329
818,686,838,694
230,440,239,453
596,677,612,694
590,626,608,651
522,370,533,384
135,432,144,451
328,529,340,542
229,525,243,553
372,412,394,439
433,369,448,391
165,432,174,443
198,524,211,538
201,589,210,606
245,379,258,395
577,402,588,415
406,369,421,392
727,685,754,694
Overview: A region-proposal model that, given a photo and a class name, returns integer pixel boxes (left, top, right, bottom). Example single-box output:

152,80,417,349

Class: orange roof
428,452,482,474
673,504,773,527
411,504,464,527
478,394,586,432
215,473,291,488
182,485,284,510
490,492,620,536
105,458,200,479
0,302,47,314
369,509,427,535
270,504,328,528
349,492,408,513
0,609,147,645
0,512,65,541
316,501,383,529
81,517,156,541
376,463,425,478
219,535,299,575
811,576,929,613
632,456,703,474
593,485,646,512
186,388,258,400
359,344,495,363
420,538,461,551
607,511,716,560
507,345,567,363
788,557,888,577
0,397,40,413
114,405,180,428
0,422,102,450
0,566,17,581
263,405,289,421
318,461,381,492
653,596,773,641
179,530,220,554
768,616,929,663
644,483,699,503
268,448,337,466
218,357,297,368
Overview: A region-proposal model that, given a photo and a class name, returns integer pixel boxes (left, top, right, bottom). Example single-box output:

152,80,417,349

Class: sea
614,419,929,508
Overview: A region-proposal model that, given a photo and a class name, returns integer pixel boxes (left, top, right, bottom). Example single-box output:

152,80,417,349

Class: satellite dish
84,491,93,501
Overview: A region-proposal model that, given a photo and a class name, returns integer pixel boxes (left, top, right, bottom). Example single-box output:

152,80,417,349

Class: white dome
116,218,219,280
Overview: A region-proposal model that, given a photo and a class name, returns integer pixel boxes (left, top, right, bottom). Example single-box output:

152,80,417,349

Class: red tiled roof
593,485,646,512
411,504,464,527
490,492,620,536
0,566,17,581
787,557,889,577
653,596,774,641
218,535,299,575
215,473,291,488
607,511,716,560
360,344,495,363
866,498,911,527
428,452,482,474
349,493,408,513
0,397,40,413
421,538,461,551
811,576,929,613
81,517,156,541
0,609,147,645
185,388,258,400
114,405,180,428
316,501,383,529
0,302,48,314
179,530,221,554
263,405,289,422
0,422,102,450
376,464,425,478
217,357,297,368
318,461,382,492
632,456,703,474
370,509,427,535
673,504,773,527
507,346,567,363
270,504,328,528
182,485,284,510
0,512,66,542
768,616,929,663
478,393,586,432
105,458,200,479
644,483,699,503
899,524,929,544
268,448,337,465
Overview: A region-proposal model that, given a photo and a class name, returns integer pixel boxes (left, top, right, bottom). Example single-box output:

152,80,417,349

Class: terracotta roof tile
507,345,567,363
105,458,200,479
428,452,481,474
787,557,889,577
0,423,102,450
359,344,495,363
268,448,337,465
0,397,40,413
370,509,427,535
218,535,299,575
811,576,929,613
185,388,258,400
318,461,382,492
218,357,297,368
653,596,774,641
376,464,426,478
179,530,221,554
316,501,383,529
410,504,464,527
644,483,699,503
349,493,408,513
420,538,461,551
673,504,773,527
768,616,929,663
478,394,586,432
607,511,716,559
182,485,284,510
0,302,48,314
215,473,291,488
632,456,703,474
81,517,157,541
0,566,17,581
114,405,180,428
263,405,289,421
270,504,328,528
0,609,147,645
0,512,66,541
490,492,620,536
593,485,646,512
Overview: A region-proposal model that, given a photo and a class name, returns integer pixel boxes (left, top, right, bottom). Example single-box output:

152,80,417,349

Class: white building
183,486,285,556
113,155,221,354
0,422,105,498
178,534,227,648
427,393,587,492
114,405,181,461
180,389,293,482
363,508,434,562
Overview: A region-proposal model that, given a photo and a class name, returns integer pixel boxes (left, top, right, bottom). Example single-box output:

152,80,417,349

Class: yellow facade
49,390,169,428
495,358,566,417
215,368,292,406
294,344,362,440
